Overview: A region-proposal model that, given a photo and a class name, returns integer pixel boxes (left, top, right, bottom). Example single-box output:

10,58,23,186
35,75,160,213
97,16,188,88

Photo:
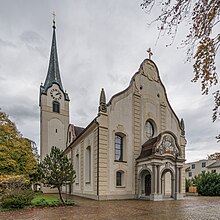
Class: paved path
1,195,220,220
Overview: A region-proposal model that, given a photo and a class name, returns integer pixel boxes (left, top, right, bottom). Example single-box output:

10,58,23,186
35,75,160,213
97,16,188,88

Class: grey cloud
20,31,47,57
0,38,16,48
3,104,38,124
0,0,219,161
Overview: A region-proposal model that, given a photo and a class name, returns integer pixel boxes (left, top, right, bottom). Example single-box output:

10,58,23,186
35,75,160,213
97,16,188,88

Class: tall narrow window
85,146,91,183
115,135,123,161
75,154,79,183
53,101,60,113
69,131,71,143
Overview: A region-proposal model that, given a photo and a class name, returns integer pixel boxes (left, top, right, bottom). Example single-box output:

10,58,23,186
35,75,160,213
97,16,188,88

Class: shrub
0,175,30,193
0,188,34,209
193,172,220,196
65,200,75,206
185,178,191,192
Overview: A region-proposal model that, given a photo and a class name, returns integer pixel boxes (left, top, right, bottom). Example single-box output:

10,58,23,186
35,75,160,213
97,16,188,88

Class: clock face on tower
50,88,62,101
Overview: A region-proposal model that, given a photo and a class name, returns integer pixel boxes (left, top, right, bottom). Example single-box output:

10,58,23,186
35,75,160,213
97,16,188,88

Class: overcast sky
0,0,219,163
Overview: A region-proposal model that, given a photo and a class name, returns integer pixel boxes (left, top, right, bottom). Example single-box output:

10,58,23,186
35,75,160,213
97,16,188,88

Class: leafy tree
193,172,220,196
38,146,75,204
0,111,37,176
141,0,220,140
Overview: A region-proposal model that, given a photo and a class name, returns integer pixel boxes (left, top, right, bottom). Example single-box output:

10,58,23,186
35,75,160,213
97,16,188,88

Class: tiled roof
74,126,84,137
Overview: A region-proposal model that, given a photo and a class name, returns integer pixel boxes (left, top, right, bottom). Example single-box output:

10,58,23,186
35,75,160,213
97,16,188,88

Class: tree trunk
57,186,65,204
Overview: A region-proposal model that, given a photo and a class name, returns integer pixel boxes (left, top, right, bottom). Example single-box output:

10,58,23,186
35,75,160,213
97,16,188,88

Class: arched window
146,120,154,139
85,146,91,183
115,134,123,161
53,101,60,113
116,171,124,187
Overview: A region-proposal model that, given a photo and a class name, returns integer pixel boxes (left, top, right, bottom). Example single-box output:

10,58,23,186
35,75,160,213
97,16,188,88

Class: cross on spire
147,48,153,60
52,11,56,29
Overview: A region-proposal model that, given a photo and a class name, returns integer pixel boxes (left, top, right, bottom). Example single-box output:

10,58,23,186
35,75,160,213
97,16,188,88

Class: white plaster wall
108,91,134,195
40,83,69,160
48,118,65,152
71,127,97,198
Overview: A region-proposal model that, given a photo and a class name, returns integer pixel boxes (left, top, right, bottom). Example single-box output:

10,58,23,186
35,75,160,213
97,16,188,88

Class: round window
146,121,154,139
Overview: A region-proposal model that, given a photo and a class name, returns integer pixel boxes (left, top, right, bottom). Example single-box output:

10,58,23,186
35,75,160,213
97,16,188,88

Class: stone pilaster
133,93,141,195
80,140,84,192
93,128,99,193
157,165,161,194
96,111,108,199
160,102,166,132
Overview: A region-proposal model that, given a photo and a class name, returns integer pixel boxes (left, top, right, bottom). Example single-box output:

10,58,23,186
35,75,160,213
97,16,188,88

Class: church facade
40,22,186,201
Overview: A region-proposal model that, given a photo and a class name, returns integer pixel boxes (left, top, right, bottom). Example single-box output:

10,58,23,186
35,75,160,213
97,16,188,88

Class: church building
40,20,186,201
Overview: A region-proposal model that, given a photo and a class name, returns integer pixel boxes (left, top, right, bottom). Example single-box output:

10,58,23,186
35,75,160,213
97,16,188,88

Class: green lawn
31,194,74,207
31,194,61,206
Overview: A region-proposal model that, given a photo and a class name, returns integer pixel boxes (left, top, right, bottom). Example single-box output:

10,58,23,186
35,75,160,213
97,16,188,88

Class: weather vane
147,48,153,60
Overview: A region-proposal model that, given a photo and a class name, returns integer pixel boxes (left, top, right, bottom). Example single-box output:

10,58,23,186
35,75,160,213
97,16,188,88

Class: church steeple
43,19,63,91
40,18,69,101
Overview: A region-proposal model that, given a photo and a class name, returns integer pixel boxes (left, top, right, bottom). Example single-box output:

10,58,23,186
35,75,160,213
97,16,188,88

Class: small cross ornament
147,48,153,60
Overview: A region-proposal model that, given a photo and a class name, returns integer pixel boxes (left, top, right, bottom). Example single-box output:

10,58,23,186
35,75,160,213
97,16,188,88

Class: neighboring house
40,20,187,201
186,159,220,180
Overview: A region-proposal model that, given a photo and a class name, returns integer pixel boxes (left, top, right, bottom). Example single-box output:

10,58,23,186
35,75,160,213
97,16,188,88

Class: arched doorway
139,170,152,197
144,174,151,196
161,169,174,198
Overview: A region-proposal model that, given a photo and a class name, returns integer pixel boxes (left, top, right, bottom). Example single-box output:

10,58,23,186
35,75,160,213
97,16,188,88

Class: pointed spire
180,118,185,135
43,17,64,92
99,88,107,113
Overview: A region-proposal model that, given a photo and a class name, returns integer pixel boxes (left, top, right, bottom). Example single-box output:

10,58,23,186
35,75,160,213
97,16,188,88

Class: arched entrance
139,169,152,197
161,169,174,198
144,174,151,196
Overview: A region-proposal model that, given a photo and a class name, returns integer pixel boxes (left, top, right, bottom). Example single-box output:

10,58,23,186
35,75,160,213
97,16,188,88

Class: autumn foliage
0,111,37,176
141,0,220,140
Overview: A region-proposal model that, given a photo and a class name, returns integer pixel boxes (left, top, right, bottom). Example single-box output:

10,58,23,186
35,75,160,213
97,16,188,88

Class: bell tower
39,19,70,160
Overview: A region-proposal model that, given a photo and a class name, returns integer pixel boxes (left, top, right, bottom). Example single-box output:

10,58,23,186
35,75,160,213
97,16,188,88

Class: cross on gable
147,48,153,60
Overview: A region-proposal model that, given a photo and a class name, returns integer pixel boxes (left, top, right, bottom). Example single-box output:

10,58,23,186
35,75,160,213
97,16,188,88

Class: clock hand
56,92,61,95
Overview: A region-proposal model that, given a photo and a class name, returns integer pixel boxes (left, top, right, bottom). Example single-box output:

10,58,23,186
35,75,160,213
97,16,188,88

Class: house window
192,164,195,169
212,170,216,173
115,135,123,161
146,120,154,139
85,146,91,183
53,101,60,113
202,170,206,174
202,162,206,167
116,171,124,187
188,172,192,177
